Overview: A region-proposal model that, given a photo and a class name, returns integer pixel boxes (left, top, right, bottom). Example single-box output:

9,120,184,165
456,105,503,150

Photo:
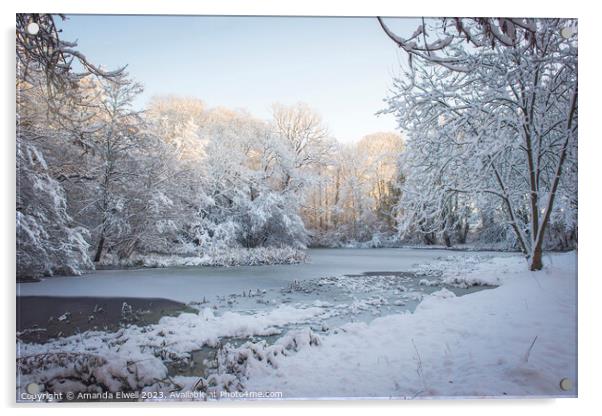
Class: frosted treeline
16,65,404,278
16,15,577,278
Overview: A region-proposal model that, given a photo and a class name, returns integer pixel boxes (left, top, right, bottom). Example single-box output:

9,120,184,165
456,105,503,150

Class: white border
2,1,600,415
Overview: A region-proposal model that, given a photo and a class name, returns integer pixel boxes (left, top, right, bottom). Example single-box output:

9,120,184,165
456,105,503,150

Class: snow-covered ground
16,250,576,401
240,251,577,398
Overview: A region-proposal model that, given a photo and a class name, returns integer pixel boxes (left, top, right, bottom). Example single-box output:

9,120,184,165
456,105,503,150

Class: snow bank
99,246,307,269
412,253,502,287
242,251,577,398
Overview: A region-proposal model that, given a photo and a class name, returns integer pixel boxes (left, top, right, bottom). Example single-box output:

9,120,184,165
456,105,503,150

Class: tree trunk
457,221,469,244
443,232,452,248
94,235,105,263
423,232,436,245
529,245,544,271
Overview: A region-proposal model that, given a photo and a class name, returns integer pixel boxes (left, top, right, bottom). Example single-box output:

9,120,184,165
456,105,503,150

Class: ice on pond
17,249,499,344
16,248,498,382
17,248,500,302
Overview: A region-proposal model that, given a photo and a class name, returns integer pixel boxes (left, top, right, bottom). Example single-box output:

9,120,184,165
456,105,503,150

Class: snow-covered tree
381,18,577,269
201,108,309,249
72,74,145,262
271,103,334,193
301,133,404,247
16,14,124,279
17,14,124,95
17,126,93,279
145,96,206,161
356,133,404,231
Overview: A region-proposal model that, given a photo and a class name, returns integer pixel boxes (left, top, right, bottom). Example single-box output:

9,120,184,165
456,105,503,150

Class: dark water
17,296,195,343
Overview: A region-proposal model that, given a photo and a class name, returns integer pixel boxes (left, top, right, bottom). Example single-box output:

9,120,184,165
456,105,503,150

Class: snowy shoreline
96,247,308,270
16,250,577,400
240,251,578,399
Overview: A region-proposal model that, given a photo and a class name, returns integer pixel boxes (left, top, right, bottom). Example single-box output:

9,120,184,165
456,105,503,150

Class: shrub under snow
101,246,308,268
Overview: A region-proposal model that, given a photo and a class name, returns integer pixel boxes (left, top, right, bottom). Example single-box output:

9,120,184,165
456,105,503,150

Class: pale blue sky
58,15,420,143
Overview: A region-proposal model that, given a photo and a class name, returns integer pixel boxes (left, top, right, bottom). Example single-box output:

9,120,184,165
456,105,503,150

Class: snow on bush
17,352,168,398
217,328,321,379
99,246,308,268
16,142,94,280
16,304,329,400
140,329,323,401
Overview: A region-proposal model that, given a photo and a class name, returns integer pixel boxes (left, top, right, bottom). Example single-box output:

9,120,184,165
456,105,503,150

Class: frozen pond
17,248,500,381
17,248,498,339
17,248,489,302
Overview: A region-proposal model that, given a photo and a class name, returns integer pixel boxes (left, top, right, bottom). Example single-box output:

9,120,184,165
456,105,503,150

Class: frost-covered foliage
100,247,307,268
66,96,317,266
382,18,578,269
17,352,168,397
16,141,93,279
198,107,312,250
216,328,321,381
305,133,405,247
16,16,100,279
